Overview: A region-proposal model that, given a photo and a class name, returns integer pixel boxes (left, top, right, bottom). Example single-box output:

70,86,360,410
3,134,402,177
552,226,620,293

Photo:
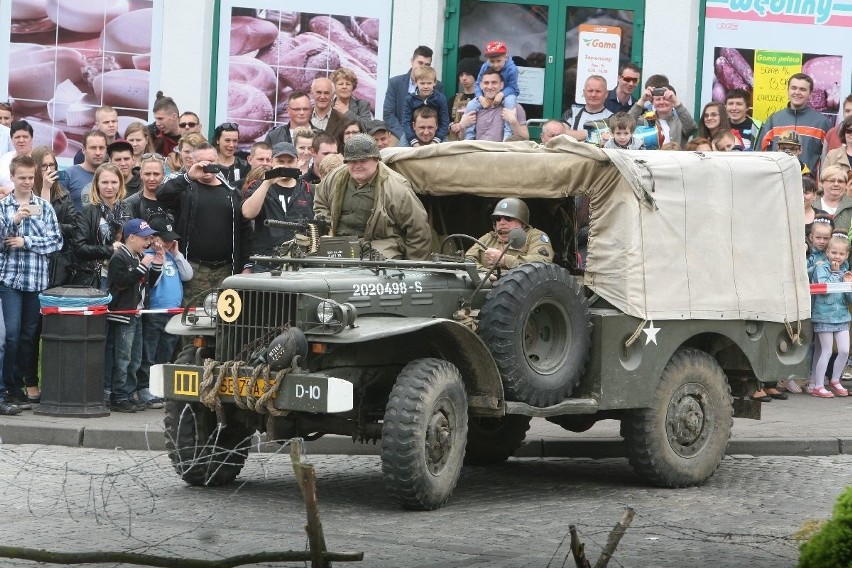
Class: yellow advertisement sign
752,51,802,122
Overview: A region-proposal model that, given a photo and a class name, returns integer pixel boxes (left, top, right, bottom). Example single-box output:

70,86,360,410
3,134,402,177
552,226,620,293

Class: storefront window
458,1,548,120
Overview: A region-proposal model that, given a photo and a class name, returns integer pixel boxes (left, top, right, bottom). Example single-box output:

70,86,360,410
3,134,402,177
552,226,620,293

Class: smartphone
652,87,666,97
57,170,69,185
264,167,302,180
202,164,223,174
26,204,43,217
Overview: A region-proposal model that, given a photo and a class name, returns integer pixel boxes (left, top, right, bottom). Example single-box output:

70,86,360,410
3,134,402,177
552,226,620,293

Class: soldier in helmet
775,130,811,175
465,197,554,273
314,133,431,260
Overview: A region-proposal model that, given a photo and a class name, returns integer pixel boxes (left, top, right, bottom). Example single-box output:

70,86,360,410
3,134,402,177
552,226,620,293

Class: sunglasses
620,76,639,84
141,152,165,161
179,121,198,128
216,122,239,132
493,215,515,222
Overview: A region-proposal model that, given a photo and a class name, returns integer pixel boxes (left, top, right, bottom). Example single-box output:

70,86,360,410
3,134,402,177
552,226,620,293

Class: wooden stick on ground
594,507,636,568
569,525,592,568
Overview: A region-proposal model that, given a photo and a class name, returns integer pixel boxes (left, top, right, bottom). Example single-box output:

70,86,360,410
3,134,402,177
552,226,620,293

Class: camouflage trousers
183,261,232,308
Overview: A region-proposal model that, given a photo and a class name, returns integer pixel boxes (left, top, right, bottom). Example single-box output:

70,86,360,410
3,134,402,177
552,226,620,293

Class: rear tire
622,348,733,487
464,415,531,465
381,358,468,510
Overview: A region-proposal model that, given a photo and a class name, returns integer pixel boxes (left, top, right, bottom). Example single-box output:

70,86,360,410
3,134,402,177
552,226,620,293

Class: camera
264,167,302,180
652,87,666,97
202,164,224,174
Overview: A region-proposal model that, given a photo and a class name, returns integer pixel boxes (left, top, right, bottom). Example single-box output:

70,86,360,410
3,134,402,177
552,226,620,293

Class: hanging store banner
575,24,621,105
701,0,851,124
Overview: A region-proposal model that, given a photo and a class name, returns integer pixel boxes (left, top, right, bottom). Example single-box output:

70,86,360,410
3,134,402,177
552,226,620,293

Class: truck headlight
317,300,336,323
203,292,218,317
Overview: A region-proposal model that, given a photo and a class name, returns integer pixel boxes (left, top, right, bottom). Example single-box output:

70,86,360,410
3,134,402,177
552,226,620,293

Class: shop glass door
444,0,644,133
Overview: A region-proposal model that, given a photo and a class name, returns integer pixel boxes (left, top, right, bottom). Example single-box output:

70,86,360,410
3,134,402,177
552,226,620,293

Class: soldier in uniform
465,197,553,273
314,133,431,260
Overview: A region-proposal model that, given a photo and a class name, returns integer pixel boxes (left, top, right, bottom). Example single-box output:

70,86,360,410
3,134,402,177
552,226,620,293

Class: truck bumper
149,364,354,414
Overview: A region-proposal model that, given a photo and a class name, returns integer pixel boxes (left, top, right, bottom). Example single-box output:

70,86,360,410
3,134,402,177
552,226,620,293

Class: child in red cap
464,40,521,141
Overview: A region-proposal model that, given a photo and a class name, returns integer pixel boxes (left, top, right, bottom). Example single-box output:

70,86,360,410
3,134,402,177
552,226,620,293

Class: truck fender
312,317,505,415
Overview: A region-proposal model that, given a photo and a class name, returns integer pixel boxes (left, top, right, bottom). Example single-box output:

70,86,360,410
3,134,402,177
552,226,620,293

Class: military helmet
492,198,529,226
343,133,381,163
777,130,801,147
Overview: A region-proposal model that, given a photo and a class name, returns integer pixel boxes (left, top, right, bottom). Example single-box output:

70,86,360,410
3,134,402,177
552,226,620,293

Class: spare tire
479,262,591,407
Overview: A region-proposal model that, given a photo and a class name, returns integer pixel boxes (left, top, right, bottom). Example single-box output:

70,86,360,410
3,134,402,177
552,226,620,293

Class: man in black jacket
156,143,252,306
241,142,314,271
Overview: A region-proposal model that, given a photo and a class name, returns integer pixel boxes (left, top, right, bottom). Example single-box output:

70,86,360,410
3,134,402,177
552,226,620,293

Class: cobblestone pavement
0,445,848,567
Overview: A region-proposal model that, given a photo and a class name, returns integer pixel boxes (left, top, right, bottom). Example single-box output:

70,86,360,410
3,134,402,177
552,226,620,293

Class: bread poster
2,0,160,159
214,1,392,147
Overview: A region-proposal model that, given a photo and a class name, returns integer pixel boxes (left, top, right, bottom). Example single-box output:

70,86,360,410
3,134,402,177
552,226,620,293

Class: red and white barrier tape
40,306,199,316
810,282,852,295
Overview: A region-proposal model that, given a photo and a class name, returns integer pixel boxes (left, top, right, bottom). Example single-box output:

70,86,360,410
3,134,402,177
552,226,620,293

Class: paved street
0,444,848,567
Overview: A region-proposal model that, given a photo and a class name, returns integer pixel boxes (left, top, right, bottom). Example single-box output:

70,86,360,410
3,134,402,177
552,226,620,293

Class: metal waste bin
34,286,110,417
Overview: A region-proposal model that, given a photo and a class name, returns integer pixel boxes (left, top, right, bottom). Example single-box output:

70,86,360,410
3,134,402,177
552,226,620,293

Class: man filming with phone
241,142,314,273
628,83,697,148
156,143,252,305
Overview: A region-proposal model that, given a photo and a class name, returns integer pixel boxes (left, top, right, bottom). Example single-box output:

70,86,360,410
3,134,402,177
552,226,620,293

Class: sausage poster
701,1,851,125
0,0,162,159
214,0,392,147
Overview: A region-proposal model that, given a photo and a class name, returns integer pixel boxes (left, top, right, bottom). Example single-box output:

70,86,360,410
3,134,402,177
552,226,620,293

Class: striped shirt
0,194,63,292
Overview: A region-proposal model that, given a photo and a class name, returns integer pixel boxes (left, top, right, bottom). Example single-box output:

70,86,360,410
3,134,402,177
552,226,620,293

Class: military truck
151,139,811,511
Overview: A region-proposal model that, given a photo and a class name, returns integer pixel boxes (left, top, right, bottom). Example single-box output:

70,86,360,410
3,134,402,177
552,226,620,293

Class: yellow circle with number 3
217,289,242,322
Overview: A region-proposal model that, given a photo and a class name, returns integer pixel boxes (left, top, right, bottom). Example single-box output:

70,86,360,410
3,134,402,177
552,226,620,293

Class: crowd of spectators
0,41,850,416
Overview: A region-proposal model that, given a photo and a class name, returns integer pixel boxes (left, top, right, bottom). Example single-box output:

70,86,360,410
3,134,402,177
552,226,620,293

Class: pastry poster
701,0,850,125
0,0,163,160
214,0,393,146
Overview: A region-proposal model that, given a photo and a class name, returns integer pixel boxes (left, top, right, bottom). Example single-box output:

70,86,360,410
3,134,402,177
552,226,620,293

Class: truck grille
216,290,297,361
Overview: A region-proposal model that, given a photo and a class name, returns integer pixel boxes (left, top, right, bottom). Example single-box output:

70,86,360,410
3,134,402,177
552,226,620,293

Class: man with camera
241,142,315,272
628,83,697,148
156,143,252,305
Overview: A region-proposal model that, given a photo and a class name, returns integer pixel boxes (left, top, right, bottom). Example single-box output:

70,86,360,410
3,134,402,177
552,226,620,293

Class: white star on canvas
643,321,660,345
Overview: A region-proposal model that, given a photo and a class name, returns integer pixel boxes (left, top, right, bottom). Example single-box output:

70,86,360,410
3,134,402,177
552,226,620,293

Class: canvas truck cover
382,138,810,324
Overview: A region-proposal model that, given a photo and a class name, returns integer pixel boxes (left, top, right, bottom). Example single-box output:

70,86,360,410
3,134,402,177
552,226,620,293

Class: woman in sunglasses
213,122,249,185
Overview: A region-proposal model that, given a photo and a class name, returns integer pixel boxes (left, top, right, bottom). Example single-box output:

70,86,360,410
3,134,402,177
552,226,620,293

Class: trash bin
34,286,111,417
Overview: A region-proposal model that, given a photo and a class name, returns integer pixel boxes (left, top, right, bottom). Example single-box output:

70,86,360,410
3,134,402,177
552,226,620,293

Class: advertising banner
0,0,163,160
215,0,392,147
701,0,851,125
575,24,621,104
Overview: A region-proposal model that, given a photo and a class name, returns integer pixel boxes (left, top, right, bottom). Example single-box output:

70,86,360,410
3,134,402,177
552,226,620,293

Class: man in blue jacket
383,45,443,142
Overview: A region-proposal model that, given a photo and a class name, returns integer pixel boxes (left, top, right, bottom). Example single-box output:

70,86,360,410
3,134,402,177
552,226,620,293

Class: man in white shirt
562,76,613,142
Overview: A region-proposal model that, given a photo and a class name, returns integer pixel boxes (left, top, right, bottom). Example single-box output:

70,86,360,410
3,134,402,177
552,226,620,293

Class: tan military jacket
465,226,554,270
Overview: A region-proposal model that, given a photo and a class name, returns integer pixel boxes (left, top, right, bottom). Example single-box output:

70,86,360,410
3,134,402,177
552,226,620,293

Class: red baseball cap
484,41,508,56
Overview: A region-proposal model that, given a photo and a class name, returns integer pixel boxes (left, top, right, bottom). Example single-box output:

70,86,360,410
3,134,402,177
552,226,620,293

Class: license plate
163,364,353,413
218,376,273,398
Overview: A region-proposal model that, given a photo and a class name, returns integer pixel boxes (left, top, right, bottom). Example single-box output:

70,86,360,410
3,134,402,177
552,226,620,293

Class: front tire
164,401,253,486
622,348,733,487
381,358,468,510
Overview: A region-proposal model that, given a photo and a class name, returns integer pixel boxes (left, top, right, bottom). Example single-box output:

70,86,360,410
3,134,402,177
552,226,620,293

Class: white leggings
811,330,850,387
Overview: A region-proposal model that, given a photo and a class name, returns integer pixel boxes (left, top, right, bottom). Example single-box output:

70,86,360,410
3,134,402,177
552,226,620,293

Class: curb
2,422,851,458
